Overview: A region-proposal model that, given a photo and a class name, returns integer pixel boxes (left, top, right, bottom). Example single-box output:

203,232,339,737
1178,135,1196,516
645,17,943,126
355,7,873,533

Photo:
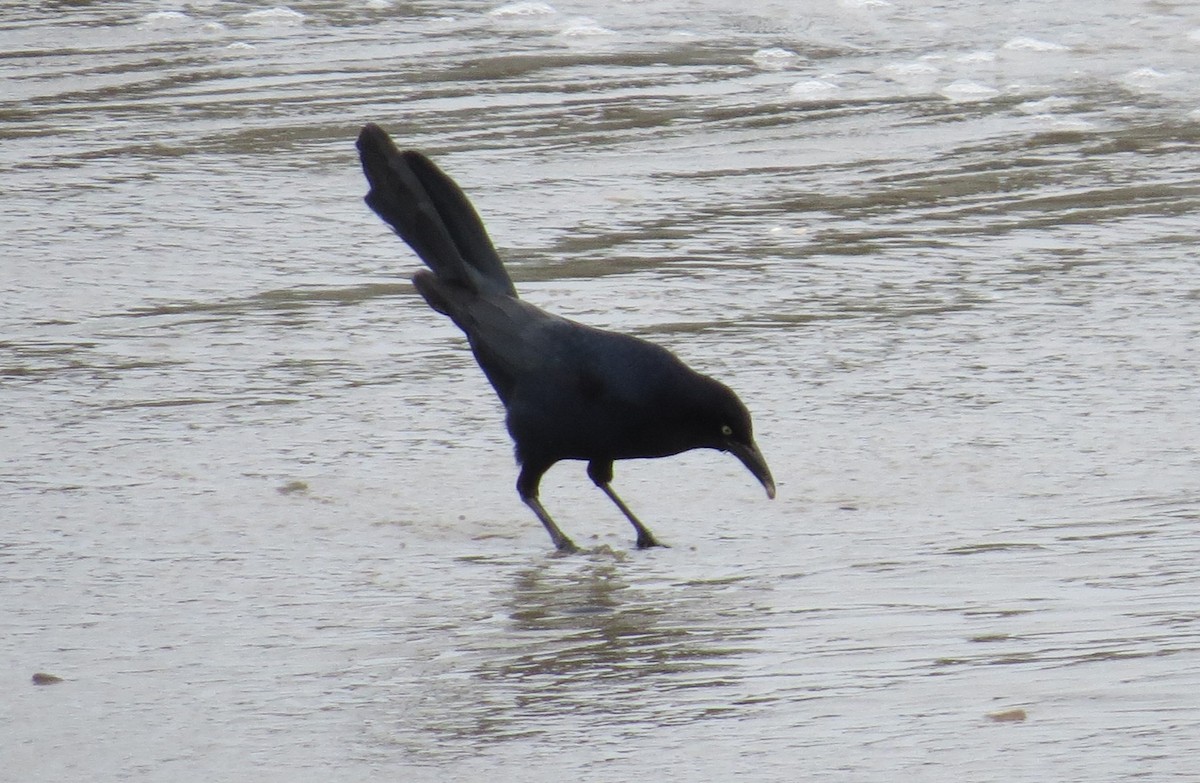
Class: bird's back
493,307,727,466
416,269,713,459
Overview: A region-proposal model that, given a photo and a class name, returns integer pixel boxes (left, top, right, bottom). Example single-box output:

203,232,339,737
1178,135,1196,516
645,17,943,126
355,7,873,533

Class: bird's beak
728,440,776,500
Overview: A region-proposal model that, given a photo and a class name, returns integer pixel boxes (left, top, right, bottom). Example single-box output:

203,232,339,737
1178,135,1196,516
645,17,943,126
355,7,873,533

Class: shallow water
3,1,1200,780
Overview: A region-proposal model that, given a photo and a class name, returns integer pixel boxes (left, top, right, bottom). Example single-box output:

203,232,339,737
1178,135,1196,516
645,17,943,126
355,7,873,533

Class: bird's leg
518,464,579,554
598,484,666,549
522,496,580,554
587,460,666,549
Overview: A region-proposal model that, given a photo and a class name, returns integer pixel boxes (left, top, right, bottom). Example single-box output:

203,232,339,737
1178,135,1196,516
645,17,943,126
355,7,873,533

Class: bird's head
693,377,776,500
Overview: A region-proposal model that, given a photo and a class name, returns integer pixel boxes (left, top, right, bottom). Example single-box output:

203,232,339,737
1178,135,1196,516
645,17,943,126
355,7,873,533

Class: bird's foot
552,536,582,555
635,532,668,550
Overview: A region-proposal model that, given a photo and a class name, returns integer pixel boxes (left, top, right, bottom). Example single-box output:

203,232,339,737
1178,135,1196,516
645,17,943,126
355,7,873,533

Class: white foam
1025,114,1096,133
955,51,996,64
137,10,193,28
1017,95,1075,114
243,6,306,25
877,59,940,83
939,80,999,102
488,1,556,17
751,48,802,71
768,225,810,238
1120,66,1173,92
559,17,616,37
1124,66,1169,81
788,79,839,101
1003,36,1067,52
838,0,894,9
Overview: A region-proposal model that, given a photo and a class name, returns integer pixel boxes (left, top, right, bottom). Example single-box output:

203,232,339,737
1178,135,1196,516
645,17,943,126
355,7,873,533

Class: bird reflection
482,553,757,690
399,552,766,752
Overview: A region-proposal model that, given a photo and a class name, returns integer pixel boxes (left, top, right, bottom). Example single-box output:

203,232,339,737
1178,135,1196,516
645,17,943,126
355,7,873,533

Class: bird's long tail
356,123,517,299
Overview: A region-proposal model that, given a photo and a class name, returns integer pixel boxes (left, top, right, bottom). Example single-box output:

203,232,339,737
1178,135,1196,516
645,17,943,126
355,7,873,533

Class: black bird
356,123,775,553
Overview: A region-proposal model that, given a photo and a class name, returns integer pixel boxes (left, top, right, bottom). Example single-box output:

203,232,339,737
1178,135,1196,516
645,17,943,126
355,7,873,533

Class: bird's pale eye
720,424,733,436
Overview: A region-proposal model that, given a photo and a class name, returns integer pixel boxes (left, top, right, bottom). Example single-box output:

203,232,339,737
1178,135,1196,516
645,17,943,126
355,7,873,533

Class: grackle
356,123,774,553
